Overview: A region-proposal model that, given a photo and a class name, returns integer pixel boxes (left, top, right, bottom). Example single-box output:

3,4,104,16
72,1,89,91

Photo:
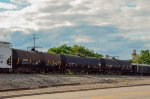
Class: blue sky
0,0,10,3
0,0,149,59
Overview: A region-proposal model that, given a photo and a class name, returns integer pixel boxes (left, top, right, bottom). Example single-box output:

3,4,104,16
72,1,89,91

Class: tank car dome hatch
0,41,12,69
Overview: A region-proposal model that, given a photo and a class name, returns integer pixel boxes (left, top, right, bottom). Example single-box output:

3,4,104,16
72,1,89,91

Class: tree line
132,50,150,64
48,44,103,58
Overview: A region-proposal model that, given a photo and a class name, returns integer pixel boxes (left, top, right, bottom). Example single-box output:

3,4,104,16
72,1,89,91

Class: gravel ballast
0,74,149,91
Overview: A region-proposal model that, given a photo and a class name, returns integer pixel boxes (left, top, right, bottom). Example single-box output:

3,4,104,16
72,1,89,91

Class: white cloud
72,35,94,43
11,0,29,5
0,0,149,35
0,2,17,10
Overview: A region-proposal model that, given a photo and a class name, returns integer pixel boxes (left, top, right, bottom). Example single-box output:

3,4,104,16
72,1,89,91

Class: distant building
104,55,119,59
132,49,138,60
105,55,110,59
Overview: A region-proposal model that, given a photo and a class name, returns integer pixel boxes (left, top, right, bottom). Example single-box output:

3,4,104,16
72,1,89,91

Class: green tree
48,44,103,58
133,50,150,64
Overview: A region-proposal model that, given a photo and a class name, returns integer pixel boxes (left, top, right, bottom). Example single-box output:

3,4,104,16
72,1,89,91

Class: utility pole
33,34,38,49
27,34,42,52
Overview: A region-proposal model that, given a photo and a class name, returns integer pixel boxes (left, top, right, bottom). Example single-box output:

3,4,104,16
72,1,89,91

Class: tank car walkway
4,85,150,99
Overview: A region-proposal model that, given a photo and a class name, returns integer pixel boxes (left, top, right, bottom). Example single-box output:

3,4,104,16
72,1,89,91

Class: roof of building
132,63,150,67
0,41,11,44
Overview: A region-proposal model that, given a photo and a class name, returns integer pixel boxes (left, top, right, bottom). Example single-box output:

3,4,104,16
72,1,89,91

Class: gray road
6,85,150,99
